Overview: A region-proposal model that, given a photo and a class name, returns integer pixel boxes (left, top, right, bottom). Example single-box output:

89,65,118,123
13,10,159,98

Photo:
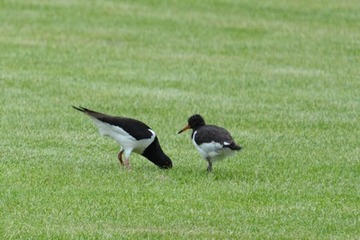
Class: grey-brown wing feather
194,125,234,145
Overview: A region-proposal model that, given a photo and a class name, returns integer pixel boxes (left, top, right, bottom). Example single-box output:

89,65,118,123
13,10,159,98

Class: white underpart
192,131,235,162
91,118,156,159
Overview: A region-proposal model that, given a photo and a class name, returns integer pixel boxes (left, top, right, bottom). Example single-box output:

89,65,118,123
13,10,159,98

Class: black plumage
73,106,172,169
178,114,241,172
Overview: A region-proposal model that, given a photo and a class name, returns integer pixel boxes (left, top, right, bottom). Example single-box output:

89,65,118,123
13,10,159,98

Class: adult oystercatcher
178,114,242,172
73,106,172,169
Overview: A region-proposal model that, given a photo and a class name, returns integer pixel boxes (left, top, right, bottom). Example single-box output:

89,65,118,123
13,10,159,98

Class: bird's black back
193,125,239,148
73,106,153,140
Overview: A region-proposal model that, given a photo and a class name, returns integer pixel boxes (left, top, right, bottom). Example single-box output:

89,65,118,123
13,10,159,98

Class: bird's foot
124,158,131,170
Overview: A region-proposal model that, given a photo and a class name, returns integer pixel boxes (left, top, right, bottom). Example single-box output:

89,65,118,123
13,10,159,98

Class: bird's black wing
73,106,154,140
193,125,232,144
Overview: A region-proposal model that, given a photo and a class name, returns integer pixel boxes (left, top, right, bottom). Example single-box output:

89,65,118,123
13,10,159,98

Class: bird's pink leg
124,158,131,169
118,150,124,165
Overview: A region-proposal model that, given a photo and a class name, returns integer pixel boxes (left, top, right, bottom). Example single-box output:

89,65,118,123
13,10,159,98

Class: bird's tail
72,106,106,117
72,106,98,114
72,106,86,112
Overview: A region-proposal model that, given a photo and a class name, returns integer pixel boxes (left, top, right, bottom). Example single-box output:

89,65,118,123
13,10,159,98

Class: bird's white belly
92,118,155,153
192,133,235,162
193,141,234,160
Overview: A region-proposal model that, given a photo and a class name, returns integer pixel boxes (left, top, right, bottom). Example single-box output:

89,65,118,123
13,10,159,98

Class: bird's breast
92,118,156,152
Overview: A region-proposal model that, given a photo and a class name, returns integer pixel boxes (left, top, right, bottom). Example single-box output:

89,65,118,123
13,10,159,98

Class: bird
178,114,242,172
72,106,172,169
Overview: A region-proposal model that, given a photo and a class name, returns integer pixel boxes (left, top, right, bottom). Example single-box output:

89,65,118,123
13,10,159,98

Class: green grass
1,0,359,239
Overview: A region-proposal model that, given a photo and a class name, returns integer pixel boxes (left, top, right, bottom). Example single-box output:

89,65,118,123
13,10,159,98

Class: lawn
1,0,359,239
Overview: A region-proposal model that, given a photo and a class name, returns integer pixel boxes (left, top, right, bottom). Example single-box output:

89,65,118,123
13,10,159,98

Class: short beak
178,125,191,134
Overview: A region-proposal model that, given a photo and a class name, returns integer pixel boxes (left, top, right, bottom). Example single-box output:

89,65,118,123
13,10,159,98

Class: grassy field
1,0,359,239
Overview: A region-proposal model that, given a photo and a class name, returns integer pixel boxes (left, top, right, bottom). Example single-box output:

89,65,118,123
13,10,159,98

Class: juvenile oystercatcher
73,106,172,169
178,114,242,172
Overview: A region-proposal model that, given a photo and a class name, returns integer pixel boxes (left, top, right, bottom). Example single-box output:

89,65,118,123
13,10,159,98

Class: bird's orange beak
178,125,191,134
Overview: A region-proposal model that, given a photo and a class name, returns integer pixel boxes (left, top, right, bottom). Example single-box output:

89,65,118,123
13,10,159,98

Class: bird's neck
142,138,167,165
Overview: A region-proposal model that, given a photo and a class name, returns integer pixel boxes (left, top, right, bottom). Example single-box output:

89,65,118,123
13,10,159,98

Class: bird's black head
142,137,173,169
158,154,173,169
188,114,205,129
178,114,205,134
